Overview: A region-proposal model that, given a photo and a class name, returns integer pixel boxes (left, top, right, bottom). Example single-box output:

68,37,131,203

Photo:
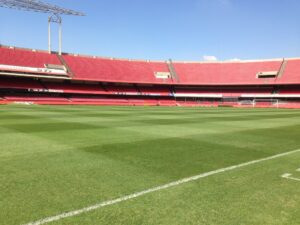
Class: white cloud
203,55,218,61
228,58,241,61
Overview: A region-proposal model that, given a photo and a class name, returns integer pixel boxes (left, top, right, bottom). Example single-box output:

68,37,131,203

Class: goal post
239,99,280,108
252,99,280,109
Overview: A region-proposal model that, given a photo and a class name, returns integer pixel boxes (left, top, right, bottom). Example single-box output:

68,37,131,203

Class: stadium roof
0,0,85,16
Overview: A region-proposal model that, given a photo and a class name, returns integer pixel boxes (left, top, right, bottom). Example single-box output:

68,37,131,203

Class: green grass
0,105,300,225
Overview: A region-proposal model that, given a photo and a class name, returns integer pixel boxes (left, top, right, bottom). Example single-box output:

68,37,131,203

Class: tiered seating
277,59,300,84
44,82,107,94
0,46,61,68
0,46,299,108
280,89,300,94
280,102,300,108
63,55,172,84
128,99,158,106
174,87,273,97
1,46,300,86
0,46,67,77
138,86,171,96
173,60,283,85
4,96,70,104
158,99,177,106
177,100,219,107
70,97,130,105
105,85,139,95
70,97,160,106
0,77,43,89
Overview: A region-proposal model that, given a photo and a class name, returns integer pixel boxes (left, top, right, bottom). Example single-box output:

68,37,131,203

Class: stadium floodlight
0,0,85,54
0,0,85,16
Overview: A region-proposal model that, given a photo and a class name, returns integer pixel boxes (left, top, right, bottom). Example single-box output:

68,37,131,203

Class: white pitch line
281,173,300,182
22,148,300,225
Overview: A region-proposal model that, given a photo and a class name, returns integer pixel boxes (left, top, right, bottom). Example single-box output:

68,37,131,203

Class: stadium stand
43,82,107,95
0,45,299,108
63,54,172,84
0,46,61,68
0,46,69,78
138,86,172,96
279,59,300,84
173,60,284,85
0,77,43,89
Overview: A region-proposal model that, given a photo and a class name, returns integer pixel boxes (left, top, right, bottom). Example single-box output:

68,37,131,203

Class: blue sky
0,0,300,61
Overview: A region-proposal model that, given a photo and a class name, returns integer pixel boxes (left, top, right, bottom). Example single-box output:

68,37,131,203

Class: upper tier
0,46,299,85
0,46,61,67
63,54,171,84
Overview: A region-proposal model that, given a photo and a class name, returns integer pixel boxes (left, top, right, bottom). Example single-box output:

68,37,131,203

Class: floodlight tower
0,0,85,55
48,13,62,55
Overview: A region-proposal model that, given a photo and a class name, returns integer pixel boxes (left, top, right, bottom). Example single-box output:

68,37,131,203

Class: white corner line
22,148,300,225
281,173,292,178
281,173,300,182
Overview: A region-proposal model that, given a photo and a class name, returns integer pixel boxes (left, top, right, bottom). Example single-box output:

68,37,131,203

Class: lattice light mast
0,0,85,55
48,13,62,55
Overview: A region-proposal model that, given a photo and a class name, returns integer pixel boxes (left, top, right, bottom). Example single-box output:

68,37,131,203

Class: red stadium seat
0,46,299,108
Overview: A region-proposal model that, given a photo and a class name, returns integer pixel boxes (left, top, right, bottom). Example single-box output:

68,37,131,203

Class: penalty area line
22,148,300,225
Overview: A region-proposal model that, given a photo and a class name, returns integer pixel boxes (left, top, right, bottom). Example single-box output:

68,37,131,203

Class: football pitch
1,105,300,225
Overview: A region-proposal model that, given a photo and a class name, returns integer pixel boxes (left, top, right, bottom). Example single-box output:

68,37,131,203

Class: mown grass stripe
22,148,300,225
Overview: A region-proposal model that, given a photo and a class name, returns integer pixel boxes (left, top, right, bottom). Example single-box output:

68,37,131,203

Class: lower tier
1,95,300,109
